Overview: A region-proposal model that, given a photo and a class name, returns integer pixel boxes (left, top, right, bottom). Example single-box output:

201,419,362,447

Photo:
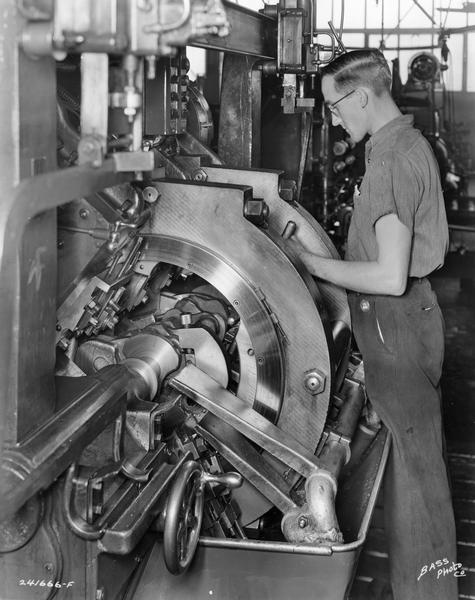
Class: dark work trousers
348,278,458,600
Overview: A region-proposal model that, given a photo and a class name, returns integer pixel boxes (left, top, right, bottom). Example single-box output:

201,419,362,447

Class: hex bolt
79,208,89,219
303,369,326,395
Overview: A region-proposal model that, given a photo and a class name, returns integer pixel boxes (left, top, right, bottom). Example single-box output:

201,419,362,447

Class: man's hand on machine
285,236,321,276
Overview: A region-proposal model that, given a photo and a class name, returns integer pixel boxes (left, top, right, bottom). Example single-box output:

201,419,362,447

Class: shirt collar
366,114,414,154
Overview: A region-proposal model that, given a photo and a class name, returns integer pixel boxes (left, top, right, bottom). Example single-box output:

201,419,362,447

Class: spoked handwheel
163,460,205,575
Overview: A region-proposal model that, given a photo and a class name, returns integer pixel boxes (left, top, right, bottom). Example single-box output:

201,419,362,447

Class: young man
289,49,458,600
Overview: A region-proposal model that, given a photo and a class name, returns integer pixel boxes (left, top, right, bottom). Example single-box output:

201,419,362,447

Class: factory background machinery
0,1,473,599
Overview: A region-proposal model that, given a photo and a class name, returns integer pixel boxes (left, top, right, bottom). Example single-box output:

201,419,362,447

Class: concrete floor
351,275,475,599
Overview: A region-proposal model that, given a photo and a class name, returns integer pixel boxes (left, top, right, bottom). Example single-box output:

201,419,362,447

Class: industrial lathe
0,2,389,598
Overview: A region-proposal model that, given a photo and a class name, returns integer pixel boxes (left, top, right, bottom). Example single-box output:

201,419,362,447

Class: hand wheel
163,460,205,575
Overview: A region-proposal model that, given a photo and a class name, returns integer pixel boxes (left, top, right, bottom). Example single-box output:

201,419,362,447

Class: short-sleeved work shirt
346,114,449,277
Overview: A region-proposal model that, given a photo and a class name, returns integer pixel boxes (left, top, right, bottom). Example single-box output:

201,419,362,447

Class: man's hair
320,49,391,97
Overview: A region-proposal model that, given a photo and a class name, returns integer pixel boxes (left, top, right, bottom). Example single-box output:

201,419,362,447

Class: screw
79,208,89,219
247,348,255,356
193,169,207,182
257,357,265,365
44,563,53,572
142,186,159,203
232,299,240,307
298,516,308,528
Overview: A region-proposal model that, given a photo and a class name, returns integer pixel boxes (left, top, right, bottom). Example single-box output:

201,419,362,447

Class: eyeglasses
327,89,356,115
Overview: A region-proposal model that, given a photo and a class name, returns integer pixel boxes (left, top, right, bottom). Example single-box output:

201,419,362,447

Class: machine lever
200,471,243,489
281,220,297,239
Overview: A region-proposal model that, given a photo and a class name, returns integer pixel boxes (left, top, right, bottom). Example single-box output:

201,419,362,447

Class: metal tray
132,427,390,600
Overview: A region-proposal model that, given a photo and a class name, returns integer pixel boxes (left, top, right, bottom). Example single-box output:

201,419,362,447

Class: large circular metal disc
144,179,334,450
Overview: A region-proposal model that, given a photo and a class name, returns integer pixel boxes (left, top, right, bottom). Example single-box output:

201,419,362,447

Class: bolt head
303,369,326,395
142,186,159,203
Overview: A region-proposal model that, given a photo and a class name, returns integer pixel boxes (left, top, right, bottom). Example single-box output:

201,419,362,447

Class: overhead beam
191,1,277,59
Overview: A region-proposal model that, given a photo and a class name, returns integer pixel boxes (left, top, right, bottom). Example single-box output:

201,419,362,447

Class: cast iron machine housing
0,2,389,599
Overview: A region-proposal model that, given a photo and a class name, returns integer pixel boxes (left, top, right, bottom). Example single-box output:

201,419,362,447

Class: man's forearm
300,251,407,295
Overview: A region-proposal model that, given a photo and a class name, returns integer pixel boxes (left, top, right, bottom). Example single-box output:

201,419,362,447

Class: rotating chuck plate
143,176,349,451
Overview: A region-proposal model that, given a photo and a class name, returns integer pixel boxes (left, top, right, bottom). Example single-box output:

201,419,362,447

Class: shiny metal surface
142,235,284,422
176,328,228,388
122,333,181,388
201,166,351,335
146,179,333,449
201,166,352,389
171,364,321,480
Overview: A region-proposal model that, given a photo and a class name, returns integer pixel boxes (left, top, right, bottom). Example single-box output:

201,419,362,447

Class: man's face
321,75,367,142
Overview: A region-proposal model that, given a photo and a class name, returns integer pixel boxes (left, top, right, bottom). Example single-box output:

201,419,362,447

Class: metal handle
281,220,297,239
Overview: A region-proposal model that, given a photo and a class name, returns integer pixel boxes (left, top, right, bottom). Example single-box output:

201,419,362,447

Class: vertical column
218,54,262,168
0,1,57,443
